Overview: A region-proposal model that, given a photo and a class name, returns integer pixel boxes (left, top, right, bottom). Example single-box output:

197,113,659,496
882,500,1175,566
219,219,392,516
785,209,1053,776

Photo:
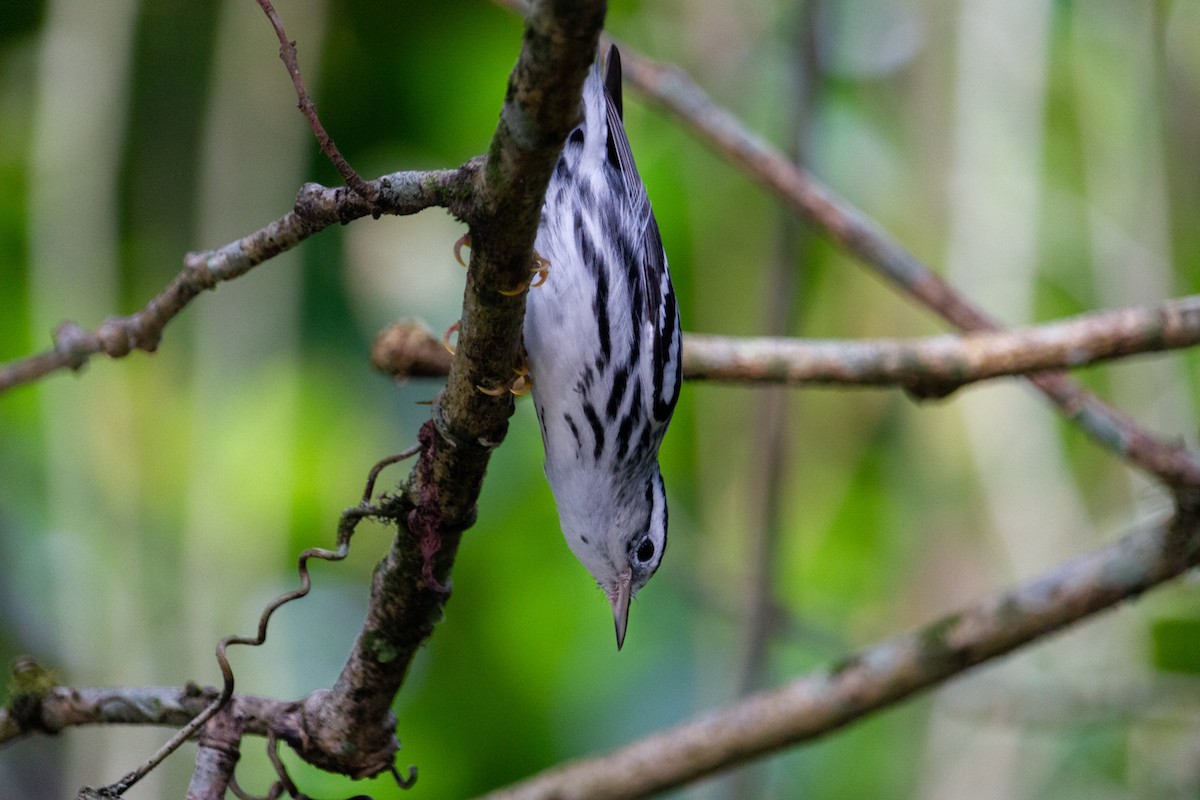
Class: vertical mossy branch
442,0,608,471
293,0,608,780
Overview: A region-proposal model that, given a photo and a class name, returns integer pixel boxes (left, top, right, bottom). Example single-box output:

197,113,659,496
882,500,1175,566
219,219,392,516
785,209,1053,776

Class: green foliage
1151,614,1200,675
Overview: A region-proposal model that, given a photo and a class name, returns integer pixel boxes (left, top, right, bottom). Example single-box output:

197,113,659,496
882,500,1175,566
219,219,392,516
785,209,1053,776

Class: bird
523,45,682,650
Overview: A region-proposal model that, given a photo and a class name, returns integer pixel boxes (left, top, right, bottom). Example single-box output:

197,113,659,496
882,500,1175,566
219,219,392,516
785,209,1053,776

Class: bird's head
551,463,668,649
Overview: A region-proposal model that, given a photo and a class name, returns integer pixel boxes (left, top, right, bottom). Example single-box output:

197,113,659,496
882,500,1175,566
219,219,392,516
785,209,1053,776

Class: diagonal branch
292,0,608,780
4,0,608,783
370,294,1200,395
609,44,1200,489
18,499,1200,798
478,501,1200,800
0,166,476,395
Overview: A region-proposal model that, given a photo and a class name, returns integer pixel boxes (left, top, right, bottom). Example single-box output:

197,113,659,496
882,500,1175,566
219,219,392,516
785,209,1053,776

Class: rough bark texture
293,0,609,779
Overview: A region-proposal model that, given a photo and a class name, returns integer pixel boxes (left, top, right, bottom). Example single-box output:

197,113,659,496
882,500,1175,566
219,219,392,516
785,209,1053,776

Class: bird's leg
510,364,532,395
529,252,551,288
477,341,532,398
448,320,532,396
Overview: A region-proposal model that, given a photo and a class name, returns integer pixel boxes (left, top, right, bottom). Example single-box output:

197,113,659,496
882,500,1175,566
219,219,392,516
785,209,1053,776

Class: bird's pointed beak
609,570,633,651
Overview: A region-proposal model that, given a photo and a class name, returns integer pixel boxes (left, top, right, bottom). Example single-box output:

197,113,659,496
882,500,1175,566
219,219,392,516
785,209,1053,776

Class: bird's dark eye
635,539,655,563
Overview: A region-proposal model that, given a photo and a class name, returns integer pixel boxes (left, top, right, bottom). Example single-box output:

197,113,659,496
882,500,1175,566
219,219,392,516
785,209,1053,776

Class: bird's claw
450,319,531,396
455,236,550,296
476,365,532,397
511,365,532,395
454,234,471,268
530,253,551,288
498,252,552,296
442,321,461,356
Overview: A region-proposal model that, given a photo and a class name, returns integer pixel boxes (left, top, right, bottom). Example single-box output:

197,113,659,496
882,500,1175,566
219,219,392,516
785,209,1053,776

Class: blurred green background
2,0,1200,797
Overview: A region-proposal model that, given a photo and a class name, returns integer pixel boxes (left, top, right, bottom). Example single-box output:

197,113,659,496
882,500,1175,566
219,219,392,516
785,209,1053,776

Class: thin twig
253,0,374,201
83,444,418,797
478,504,1200,800
89,538,355,797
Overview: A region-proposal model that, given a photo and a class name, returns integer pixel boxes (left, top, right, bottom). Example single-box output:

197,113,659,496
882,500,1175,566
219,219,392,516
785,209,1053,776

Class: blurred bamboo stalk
723,4,820,797
926,2,1063,797
28,0,150,794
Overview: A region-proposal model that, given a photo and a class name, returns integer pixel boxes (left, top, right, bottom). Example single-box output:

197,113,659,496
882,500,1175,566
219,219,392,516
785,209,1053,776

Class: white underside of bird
523,46,682,649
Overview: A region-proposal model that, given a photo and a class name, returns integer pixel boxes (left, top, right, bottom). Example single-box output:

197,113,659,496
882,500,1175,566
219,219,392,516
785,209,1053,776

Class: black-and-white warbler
524,46,682,649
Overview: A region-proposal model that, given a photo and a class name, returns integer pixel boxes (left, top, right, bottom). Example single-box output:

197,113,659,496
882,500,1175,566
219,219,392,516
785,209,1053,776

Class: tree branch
684,294,1200,395
478,501,1200,800
185,707,241,800
292,0,608,780
370,295,1200,396
610,44,1200,489
0,672,283,748
254,0,374,200
4,0,608,784
0,165,476,395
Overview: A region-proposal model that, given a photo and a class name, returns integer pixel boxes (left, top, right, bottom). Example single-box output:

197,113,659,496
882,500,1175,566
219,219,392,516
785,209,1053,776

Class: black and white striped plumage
524,46,682,649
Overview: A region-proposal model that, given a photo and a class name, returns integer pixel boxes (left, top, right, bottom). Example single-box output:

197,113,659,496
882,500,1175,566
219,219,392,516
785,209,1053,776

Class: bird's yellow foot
512,364,532,395
477,364,532,397
498,252,552,296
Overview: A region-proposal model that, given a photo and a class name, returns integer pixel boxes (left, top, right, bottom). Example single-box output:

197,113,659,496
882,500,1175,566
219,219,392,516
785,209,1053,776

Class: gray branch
683,294,1200,396
0,166,475,395
477,503,1200,800
369,295,1200,397
611,43,1200,488
0,678,281,746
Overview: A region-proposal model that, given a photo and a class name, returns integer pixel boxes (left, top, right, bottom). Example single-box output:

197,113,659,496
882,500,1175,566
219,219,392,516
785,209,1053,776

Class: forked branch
290,0,609,781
